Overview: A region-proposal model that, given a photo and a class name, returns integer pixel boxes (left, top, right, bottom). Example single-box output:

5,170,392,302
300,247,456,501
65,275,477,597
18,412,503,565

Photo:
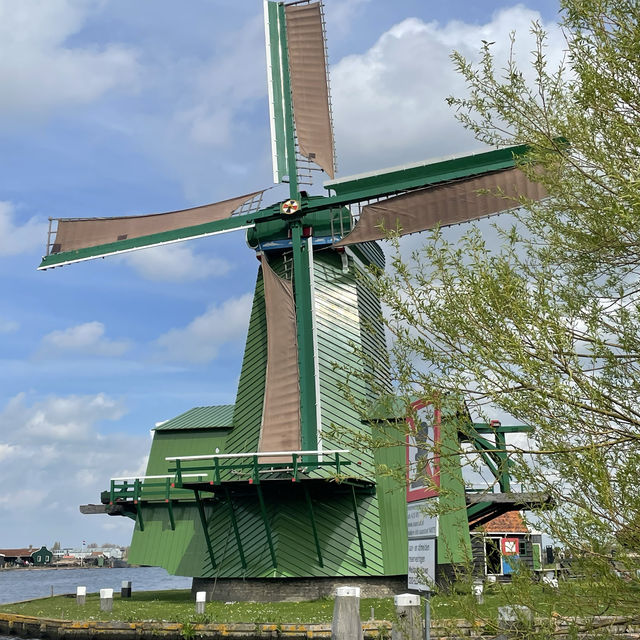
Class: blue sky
0,0,563,548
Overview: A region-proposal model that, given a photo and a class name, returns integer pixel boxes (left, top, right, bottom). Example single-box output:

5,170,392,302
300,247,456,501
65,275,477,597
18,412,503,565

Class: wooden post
121,580,132,598
76,586,86,606
331,586,363,640
392,593,422,640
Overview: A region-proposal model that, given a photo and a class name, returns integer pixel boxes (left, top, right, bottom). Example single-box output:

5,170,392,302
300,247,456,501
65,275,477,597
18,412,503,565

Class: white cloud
0,201,48,256
121,243,232,282
0,391,144,545
40,321,130,358
0,0,139,120
155,293,252,363
331,7,566,175
0,391,126,441
173,15,265,149
0,443,17,462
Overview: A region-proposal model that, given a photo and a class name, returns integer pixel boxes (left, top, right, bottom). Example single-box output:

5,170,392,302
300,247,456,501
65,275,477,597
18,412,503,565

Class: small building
0,546,53,566
471,512,543,578
30,546,53,566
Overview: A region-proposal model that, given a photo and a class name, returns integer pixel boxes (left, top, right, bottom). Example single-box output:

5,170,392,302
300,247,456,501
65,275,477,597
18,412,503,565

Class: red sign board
501,538,520,555
406,399,440,502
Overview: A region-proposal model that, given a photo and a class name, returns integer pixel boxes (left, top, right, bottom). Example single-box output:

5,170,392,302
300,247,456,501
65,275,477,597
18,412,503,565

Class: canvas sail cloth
285,2,335,179
334,168,547,246
258,256,301,463
48,191,263,254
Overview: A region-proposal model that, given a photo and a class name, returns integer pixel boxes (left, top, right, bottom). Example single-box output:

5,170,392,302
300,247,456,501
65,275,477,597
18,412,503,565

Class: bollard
392,593,422,640
76,586,86,606
100,588,114,612
331,586,363,640
472,578,484,605
542,570,558,589
195,591,206,615
497,605,533,639
121,580,132,598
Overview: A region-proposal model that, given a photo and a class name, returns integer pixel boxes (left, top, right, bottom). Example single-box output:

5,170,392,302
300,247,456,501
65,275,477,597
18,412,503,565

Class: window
519,541,529,556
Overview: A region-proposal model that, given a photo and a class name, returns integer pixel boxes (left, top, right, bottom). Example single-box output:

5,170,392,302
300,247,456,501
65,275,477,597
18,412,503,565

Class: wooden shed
472,512,543,578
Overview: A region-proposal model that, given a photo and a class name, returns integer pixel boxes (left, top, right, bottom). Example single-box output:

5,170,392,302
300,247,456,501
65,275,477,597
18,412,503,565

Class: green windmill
39,1,549,596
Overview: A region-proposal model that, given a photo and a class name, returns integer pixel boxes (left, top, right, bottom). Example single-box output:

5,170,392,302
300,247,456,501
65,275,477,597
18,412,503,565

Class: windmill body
40,1,551,596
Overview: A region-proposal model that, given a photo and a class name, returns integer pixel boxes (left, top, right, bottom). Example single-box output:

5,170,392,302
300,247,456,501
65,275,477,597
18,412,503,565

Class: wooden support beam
304,485,323,567
350,485,367,568
256,485,277,568
194,489,217,570
224,487,247,570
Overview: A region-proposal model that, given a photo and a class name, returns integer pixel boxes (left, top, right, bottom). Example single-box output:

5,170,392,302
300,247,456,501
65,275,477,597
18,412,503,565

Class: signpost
406,400,440,640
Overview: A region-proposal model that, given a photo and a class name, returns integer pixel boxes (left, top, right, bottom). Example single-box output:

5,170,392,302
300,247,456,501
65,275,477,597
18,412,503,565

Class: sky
0,0,564,549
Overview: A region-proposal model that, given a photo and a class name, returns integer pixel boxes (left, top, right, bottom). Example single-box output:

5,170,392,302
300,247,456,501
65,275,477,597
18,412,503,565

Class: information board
407,501,438,539
408,537,436,591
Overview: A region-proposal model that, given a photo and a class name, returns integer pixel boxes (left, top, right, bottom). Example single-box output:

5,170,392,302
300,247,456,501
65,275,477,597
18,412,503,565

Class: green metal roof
154,405,234,431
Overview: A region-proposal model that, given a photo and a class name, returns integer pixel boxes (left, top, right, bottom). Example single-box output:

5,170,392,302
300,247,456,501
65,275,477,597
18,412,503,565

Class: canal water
0,565,191,605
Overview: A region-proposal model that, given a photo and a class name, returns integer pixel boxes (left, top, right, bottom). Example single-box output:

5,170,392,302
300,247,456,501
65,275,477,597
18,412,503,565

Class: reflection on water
0,566,191,605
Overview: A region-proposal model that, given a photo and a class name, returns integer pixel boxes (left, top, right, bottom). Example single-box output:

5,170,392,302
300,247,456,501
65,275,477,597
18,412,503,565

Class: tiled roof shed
154,405,234,431
480,511,529,534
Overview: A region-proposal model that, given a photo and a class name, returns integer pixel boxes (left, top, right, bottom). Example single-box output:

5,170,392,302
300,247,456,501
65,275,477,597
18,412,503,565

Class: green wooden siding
374,441,409,574
129,244,408,579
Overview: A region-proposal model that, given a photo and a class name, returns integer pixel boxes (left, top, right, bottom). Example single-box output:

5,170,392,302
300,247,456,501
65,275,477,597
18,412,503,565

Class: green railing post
214,458,221,484
292,454,299,482
165,478,175,530
175,459,183,486
252,455,260,485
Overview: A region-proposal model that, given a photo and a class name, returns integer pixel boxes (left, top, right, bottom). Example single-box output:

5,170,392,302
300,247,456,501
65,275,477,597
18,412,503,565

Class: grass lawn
1,580,638,625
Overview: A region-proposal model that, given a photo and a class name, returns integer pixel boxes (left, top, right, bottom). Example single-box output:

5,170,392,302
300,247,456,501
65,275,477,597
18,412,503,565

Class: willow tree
369,0,640,621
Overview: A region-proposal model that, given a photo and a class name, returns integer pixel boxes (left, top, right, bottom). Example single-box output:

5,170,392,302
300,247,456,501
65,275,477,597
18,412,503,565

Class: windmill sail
334,167,547,246
258,255,301,462
285,2,335,178
48,191,264,255
264,1,335,182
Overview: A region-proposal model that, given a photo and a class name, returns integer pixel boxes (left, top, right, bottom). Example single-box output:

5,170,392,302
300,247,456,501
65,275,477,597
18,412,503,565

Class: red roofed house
471,512,543,578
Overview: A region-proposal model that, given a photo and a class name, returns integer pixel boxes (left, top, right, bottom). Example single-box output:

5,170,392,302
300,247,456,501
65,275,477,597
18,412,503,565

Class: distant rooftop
154,405,234,431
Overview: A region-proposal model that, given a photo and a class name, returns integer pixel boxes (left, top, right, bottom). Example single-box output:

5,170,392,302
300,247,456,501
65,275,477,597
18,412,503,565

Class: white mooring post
99,588,113,612
195,591,206,615
331,586,363,640
76,586,86,606
392,593,422,640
